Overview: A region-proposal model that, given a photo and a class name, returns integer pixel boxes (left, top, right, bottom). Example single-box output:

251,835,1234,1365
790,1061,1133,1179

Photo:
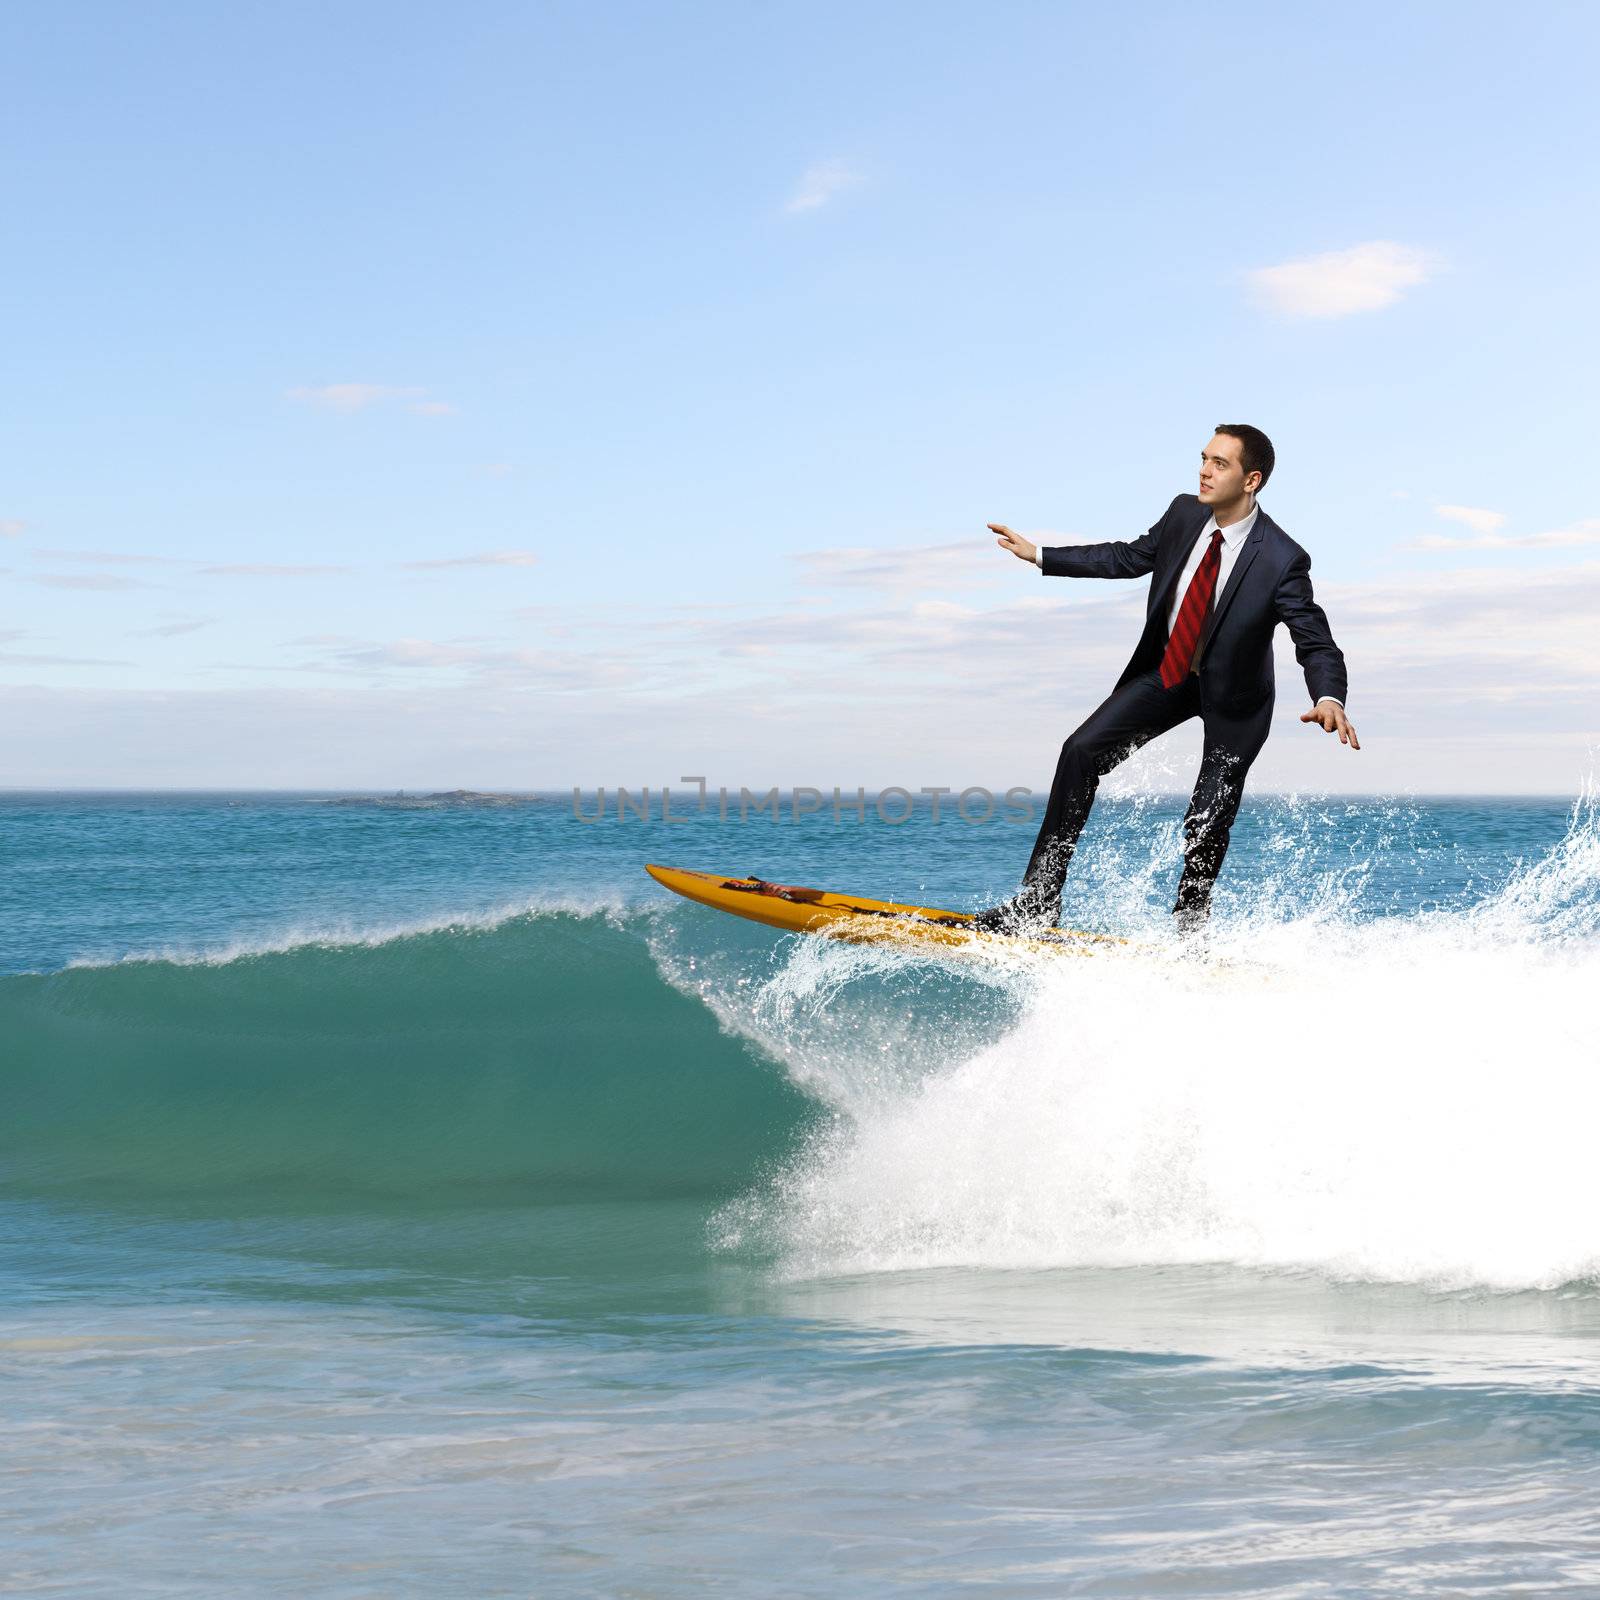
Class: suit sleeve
1275,551,1348,706
1038,495,1178,580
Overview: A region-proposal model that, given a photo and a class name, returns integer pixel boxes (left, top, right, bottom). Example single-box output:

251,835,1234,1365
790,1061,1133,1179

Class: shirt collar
1203,503,1259,550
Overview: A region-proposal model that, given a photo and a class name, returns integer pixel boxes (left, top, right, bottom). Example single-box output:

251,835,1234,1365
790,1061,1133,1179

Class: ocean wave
58,891,641,972
8,796,1600,1294
1,910,812,1206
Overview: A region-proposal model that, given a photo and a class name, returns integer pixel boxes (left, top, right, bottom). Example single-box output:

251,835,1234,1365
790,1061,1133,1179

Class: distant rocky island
318,789,535,809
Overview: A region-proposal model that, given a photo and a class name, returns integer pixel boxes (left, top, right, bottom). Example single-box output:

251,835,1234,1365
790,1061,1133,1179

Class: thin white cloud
287,383,453,416
1246,241,1438,318
198,562,353,577
1313,564,1600,707
1411,519,1600,552
8,558,1600,790
298,635,632,691
32,548,365,577
399,550,539,570
342,638,486,669
1,519,25,538
130,616,216,638
299,558,1600,754
288,383,419,412
1434,504,1506,535
0,648,135,666
784,159,864,214
28,573,149,591
794,540,997,590
31,547,183,566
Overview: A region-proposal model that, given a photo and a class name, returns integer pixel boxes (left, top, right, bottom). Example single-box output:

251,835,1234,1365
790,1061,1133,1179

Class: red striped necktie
1158,528,1224,690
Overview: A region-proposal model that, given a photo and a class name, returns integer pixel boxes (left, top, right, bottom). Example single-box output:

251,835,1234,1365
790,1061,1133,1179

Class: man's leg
980,672,1198,927
1172,702,1272,929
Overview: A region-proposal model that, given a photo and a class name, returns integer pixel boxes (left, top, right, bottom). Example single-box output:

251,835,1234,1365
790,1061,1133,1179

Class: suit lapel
1152,503,1212,616
1207,509,1267,635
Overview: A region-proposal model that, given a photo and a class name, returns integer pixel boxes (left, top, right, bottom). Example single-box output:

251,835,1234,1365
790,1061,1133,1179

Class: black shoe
969,896,1059,934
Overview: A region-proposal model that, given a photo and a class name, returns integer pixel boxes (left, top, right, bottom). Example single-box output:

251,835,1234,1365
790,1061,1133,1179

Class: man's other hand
990,523,1038,564
1300,700,1361,749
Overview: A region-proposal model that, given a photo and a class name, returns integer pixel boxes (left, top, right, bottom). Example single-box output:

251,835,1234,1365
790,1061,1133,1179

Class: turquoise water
4,790,1600,1595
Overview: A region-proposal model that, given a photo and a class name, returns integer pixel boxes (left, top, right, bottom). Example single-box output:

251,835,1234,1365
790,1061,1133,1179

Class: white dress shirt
1037,504,1342,707
1161,505,1257,636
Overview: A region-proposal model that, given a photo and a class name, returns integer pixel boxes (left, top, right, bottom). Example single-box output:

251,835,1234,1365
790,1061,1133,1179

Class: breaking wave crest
708,792,1600,1291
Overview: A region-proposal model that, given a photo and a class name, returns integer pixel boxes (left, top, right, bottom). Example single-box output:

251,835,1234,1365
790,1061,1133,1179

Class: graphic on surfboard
644,864,1117,953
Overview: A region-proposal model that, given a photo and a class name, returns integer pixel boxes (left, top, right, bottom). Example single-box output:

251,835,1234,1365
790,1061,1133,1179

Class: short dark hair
1213,423,1275,490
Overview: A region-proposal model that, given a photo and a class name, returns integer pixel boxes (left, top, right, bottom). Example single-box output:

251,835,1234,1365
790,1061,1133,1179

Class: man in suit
974,424,1357,933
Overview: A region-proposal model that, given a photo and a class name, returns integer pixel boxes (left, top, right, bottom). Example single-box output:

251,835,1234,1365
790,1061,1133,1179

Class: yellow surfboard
644,864,1120,955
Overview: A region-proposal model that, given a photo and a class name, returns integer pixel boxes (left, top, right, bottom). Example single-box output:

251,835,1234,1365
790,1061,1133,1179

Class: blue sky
5,0,1599,790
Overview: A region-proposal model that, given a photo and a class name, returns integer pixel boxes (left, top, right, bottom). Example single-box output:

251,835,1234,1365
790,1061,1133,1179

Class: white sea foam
710,794,1600,1291
60,891,643,971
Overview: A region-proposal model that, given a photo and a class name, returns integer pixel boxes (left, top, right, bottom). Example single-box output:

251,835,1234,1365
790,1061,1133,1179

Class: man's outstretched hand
990,523,1038,564
1301,701,1361,749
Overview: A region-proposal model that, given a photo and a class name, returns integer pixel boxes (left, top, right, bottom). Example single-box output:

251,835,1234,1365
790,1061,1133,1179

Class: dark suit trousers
1019,670,1273,919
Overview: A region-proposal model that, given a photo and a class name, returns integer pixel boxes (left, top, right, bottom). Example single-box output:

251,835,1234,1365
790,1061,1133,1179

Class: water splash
707,794,1600,1291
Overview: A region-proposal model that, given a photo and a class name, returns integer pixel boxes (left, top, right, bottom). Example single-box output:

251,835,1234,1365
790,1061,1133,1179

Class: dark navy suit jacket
1040,493,1347,714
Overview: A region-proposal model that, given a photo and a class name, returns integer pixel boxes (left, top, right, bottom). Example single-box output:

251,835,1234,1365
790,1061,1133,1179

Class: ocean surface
4,787,1600,1597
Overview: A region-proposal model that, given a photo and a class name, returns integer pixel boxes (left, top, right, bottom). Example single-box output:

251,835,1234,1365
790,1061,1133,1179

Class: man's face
1198,434,1256,505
